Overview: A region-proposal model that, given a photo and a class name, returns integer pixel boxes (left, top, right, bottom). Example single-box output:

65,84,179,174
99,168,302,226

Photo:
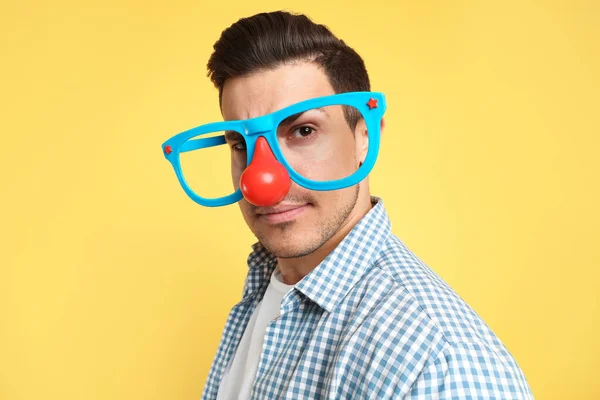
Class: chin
256,227,322,259
265,242,319,259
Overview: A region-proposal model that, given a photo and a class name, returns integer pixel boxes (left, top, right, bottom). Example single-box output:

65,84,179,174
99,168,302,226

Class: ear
357,119,369,163
358,117,385,164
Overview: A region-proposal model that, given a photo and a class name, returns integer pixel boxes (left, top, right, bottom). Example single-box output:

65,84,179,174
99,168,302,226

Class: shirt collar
242,242,277,300
244,197,392,312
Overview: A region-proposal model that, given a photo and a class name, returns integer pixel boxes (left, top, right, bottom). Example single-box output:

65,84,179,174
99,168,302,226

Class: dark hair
206,11,370,130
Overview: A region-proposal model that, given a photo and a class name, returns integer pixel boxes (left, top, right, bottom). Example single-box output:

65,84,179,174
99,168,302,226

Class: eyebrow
224,130,243,142
279,107,329,126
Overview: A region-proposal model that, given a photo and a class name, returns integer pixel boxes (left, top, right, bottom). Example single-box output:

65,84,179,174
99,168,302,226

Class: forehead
220,62,335,121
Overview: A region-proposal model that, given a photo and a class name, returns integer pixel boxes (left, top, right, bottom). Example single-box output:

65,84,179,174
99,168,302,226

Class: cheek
292,148,356,181
309,183,356,216
238,199,256,223
230,157,247,189
231,169,241,190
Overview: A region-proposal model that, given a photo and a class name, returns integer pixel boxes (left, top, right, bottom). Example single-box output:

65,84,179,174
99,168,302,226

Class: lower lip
259,205,308,224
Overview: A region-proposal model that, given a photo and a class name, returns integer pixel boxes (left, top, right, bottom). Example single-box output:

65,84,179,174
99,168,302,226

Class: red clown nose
240,136,291,206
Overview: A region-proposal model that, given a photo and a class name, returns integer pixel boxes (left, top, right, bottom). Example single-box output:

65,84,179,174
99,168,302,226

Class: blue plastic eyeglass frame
161,91,386,207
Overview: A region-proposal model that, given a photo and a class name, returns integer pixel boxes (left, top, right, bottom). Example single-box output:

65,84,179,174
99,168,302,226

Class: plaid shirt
201,198,533,399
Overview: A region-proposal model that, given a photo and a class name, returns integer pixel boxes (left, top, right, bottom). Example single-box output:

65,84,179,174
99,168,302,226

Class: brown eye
292,126,315,138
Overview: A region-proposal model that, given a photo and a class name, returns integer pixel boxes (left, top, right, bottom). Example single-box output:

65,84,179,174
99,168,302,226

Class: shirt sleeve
404,342,533,400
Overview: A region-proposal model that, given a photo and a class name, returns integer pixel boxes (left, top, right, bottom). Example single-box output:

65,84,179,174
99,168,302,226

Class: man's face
221,62,369,258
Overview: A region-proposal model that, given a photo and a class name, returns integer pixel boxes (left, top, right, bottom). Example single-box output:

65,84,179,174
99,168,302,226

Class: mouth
256,204,310,224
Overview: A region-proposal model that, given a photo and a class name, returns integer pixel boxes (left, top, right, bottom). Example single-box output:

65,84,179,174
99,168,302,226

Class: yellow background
1,1,598,399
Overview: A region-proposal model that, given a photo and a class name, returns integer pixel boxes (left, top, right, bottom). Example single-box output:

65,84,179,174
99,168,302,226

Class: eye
231,142,246,152
291,126,315,138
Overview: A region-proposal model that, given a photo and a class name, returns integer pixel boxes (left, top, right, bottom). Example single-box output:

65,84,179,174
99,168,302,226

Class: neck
276,192,374,285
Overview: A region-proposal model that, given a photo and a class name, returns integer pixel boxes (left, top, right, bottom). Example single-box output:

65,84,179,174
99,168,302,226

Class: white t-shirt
217,267,295,400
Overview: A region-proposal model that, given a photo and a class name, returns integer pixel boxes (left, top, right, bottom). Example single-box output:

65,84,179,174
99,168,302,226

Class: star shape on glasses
367,98,378,110
163,145,172,155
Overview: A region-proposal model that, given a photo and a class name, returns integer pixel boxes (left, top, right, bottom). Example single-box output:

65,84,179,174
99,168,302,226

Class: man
162,11,533,399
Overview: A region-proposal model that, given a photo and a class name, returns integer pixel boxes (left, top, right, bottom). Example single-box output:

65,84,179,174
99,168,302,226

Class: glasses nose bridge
242,115,275,136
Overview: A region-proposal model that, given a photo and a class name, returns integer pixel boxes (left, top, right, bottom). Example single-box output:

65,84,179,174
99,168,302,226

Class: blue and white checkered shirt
201,198,533,399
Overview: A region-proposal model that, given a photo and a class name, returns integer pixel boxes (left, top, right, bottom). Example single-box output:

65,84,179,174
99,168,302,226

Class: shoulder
326,234,532,398
405,341,533,399
372,234,506,349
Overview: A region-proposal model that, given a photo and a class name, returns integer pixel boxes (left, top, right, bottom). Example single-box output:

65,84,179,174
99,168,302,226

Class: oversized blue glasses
161,91,386,207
